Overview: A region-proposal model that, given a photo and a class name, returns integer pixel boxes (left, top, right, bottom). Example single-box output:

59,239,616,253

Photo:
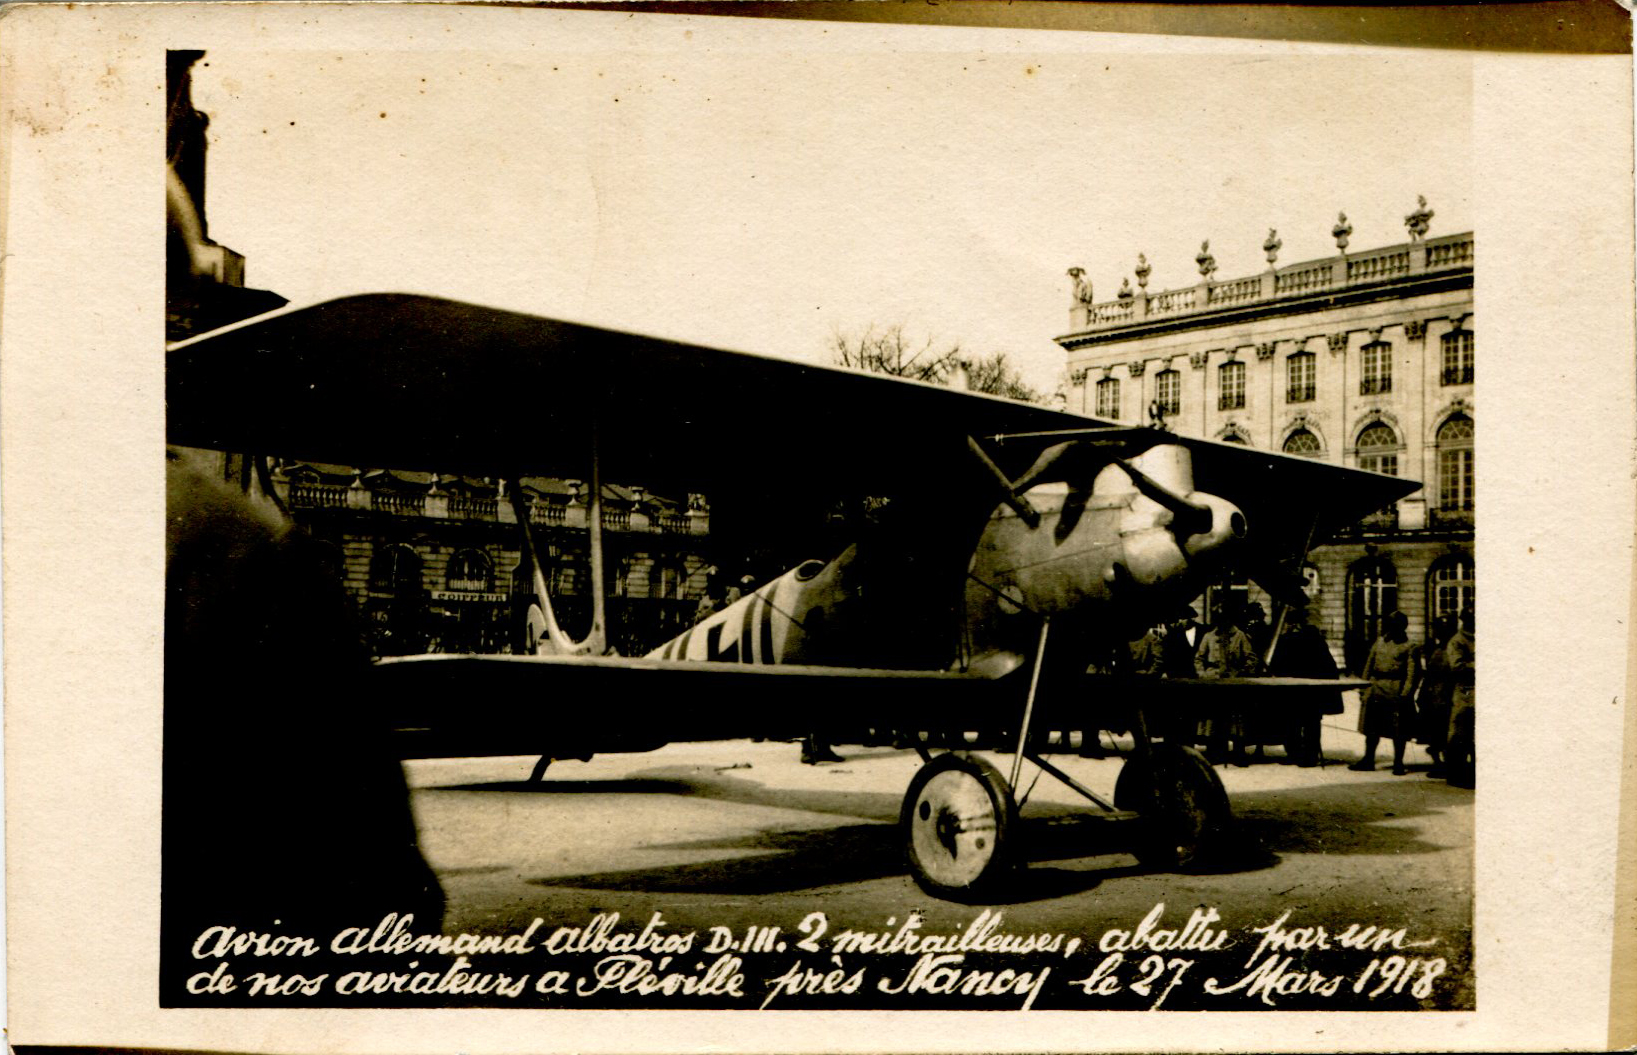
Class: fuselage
646,441,1244,676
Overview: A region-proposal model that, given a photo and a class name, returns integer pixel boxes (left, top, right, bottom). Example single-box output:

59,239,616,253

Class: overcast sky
195,18,1471,394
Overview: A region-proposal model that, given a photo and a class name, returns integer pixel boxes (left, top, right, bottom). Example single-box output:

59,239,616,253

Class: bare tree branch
832,326,1044,403
830,324,962,385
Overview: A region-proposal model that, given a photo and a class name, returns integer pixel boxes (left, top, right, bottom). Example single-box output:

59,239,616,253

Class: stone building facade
1056,208,1473,669
266,464,714,658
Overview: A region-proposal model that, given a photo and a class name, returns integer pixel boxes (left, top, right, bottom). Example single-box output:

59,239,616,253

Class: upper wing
1180,436,1419,573
166,293,1104,498
168,292,1416,574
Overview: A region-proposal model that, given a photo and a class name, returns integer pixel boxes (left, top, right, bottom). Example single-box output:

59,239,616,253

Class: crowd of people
1126,600,1475,787
1128,600,1332,767
1352,607,1475,787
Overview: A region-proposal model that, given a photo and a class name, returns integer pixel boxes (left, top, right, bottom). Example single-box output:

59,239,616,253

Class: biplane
167,293,1416,901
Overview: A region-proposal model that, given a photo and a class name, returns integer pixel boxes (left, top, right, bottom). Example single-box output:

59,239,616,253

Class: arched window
1442,330,1474,385
1347,556,1398,670
1220,431,1249,445
1428,554,1475,624
1360,340,1392,395
1286,351,1315,403
1437,414,1474,512
446,549,493,592
1356,422,1399,476
1155,369,1181,416
1218,361,1245,410
369,544,422,595
1095,377,1120,419
1283,428,1322,458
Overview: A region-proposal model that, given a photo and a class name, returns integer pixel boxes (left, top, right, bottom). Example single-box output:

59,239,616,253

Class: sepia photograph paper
2,2,1633,1052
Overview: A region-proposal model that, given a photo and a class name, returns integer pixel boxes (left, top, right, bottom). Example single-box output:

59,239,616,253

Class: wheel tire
1114,743,1231,870
901,752,1019,902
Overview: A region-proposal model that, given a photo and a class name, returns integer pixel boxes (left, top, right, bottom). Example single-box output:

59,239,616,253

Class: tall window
1356,422,1399,476
369,544,422,594
1347,556,1398,670
446,549,493,592
1155,369,1181,416
1286,352,1315,403
1442,330,1474,385
1428,555,1475,623
1282,428,1322,458
1437,414,1475,511
1095,377,1120,419
1218,361,1245,410
649,560,682,600
1360,340,1392,395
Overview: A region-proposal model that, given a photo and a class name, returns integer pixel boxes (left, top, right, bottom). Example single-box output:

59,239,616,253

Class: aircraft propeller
1112,458,1218,542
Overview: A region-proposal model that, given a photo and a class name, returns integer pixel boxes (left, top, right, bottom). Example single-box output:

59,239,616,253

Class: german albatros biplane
167,293,1416,901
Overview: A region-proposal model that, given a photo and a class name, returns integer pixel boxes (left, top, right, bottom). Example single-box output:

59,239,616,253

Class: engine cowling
968,442,1245,624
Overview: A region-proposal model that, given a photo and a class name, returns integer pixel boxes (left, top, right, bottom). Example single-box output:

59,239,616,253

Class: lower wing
371,653,1005,758
370,655,1359,759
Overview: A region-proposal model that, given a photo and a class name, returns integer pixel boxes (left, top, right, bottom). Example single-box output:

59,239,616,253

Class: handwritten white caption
186,903,1445,1008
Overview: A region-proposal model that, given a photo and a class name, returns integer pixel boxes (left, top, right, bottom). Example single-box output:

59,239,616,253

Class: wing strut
1260,512,1321,669
585,419,609,654
1009,617,1051,790
505,421,608,656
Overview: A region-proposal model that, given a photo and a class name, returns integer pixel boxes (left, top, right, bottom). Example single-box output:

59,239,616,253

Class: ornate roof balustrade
277,471,709,535
1063,232,1472,341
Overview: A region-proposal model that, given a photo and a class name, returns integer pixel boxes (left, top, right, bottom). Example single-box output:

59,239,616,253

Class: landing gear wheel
1114,743,1231,870
901,752,1018,902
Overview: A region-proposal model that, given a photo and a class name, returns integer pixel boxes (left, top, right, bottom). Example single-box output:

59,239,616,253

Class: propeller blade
1114,459,1213,539
965,436,1041,528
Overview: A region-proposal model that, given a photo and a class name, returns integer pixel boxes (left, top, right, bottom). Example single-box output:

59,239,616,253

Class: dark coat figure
1159,613,1201,678
1129,626,1165,676
1416,615,1457,769
1270,606,1341,767
1242,602,1273,661
164,450,443,999
1443,611,1476,787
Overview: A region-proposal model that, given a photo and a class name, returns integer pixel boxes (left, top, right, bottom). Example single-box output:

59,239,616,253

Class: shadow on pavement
433,756,1466,900
527,822,903,896
517,768,1281,900
427,777,700,796
526,822,1165,904
1229,778,1472,857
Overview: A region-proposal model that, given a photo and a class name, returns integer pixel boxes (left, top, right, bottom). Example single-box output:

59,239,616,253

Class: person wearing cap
1415,614,1458,777
1442,608,1476,787
1270,603,1342,767
1198,603,1261,764
1351,610,1417,774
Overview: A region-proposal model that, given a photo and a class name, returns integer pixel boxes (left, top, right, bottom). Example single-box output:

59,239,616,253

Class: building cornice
1057,267,1472,350
1056,232,1472,351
